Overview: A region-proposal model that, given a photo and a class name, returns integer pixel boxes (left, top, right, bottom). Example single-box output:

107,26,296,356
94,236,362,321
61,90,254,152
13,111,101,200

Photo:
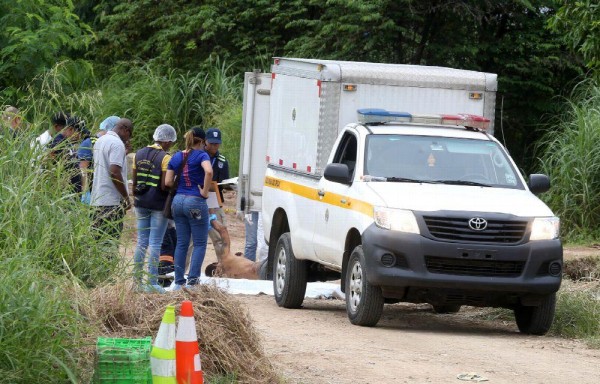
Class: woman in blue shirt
166,127,213,289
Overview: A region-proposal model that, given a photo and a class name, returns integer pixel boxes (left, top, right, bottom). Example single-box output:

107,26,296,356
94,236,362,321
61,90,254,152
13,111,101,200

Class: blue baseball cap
206,127,222,144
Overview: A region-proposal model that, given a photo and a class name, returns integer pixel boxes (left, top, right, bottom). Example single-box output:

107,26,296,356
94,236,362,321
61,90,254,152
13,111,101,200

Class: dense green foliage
536,82,600,239
3,1,597,171
548,0,600,77
0,0,93,101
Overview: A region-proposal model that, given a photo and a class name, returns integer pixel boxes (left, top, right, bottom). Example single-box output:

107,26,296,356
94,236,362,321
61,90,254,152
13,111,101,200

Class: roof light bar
357,108,490,131
357,108,411,123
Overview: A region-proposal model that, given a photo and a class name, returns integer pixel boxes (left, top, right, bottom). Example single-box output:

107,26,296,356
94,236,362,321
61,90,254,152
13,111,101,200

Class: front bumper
362,223,562,305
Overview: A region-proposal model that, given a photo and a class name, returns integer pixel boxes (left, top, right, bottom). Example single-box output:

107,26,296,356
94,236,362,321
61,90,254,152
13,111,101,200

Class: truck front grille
423,216,527,243
425,256,525,277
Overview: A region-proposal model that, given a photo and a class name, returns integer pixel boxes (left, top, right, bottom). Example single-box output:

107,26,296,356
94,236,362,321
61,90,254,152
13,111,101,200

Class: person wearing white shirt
32,111,68,149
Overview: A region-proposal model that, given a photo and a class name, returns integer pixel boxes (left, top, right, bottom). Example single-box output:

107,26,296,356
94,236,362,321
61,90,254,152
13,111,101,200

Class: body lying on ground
207,218,267,280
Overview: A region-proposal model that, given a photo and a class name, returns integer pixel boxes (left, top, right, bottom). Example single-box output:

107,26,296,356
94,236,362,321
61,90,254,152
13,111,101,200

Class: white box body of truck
238,58,562,334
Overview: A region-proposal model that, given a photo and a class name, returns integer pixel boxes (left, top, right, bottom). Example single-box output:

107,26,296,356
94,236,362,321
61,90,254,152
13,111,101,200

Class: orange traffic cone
175,300,203,384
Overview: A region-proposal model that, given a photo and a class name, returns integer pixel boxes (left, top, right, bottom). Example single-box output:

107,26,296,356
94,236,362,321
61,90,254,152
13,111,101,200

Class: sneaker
170,284,184,292
143,284,166,293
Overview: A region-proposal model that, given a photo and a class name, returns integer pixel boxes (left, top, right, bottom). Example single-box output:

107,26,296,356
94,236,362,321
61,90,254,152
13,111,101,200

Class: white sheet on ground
165,273,344,300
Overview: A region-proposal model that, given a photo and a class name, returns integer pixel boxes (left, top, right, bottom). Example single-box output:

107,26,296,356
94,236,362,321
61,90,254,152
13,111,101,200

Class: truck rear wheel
273,232,307,308
514,293,556,335
345,245,384,326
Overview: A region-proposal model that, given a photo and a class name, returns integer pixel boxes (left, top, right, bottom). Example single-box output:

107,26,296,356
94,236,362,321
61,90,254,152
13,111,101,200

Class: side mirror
528,174,550,194
324,163,351,185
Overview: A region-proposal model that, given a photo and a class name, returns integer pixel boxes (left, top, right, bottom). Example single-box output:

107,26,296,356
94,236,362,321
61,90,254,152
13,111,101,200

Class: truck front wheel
273,232,307,308
514,293,556,335
346,245,384,326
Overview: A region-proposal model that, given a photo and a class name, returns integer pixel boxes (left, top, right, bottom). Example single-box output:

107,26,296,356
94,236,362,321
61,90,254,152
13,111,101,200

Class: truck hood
365,182,555,217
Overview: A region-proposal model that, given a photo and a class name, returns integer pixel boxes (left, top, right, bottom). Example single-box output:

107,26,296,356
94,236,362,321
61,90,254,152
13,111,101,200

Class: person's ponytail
184,130,195,150
184,126,206,151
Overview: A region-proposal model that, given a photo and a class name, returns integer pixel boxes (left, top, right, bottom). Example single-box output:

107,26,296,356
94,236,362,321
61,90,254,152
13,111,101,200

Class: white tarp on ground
165,273,344,300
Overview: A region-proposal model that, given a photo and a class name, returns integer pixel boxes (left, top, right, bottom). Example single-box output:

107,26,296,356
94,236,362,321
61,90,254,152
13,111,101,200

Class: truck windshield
364,135,524,189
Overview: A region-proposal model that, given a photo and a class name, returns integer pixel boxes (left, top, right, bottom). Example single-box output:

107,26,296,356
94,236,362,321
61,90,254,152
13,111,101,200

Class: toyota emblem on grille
468,217,488,231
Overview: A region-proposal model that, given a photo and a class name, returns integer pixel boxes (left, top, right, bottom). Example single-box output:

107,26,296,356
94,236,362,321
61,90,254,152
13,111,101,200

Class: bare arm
110,164,131,210
109,164,129,198
160,170,168,191
79,160,90,193
165,169,175,188
211,219,230,256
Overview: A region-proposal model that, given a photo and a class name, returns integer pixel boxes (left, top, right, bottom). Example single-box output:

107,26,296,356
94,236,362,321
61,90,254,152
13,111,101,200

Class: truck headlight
373,207,420,234
530,217,560,241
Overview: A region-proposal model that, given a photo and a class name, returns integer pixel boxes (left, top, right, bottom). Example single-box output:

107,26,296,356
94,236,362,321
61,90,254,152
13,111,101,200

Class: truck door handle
318,190,325,197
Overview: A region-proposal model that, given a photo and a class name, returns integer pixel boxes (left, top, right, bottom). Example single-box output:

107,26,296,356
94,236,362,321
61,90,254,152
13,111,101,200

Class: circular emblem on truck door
468,217,487,231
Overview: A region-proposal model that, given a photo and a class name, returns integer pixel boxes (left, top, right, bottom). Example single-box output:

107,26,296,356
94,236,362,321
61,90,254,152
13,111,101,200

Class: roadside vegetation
537,82,600,241
0,136,114,382
1,0,600,382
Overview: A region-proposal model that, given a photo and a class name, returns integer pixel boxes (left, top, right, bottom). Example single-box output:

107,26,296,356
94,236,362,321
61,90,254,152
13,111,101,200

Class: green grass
536,81,600,241
13,58,244,177
0,136,112,383
551,284,600,346
0,260,83,383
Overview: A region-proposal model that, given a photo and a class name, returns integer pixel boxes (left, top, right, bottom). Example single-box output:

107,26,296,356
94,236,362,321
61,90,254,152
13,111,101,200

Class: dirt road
211,191,600,384
239,295,599,384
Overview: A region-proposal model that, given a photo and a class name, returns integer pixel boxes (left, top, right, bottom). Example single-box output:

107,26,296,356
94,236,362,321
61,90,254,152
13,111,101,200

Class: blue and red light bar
357,108,491,131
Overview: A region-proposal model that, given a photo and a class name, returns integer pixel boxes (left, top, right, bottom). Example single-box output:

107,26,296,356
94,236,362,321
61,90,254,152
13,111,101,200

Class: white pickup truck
238,58,562,334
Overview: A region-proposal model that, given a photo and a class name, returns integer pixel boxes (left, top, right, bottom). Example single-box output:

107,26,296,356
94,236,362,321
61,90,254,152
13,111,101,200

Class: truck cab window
333,133,358,178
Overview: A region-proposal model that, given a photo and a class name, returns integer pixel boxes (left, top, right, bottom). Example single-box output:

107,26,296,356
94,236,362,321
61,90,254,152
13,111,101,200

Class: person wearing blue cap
204,127,229,223
78,115,120,203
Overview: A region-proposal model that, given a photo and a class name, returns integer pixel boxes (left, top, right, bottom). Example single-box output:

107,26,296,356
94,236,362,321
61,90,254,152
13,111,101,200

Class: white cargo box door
238,71,271,213
268,73,321,174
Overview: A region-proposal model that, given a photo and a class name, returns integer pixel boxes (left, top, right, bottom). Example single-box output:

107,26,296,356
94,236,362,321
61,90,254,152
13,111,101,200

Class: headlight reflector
530,217,560,241
373,207,420,234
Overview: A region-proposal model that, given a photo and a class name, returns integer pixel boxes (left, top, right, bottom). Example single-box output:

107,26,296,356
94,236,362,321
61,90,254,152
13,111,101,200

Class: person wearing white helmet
132,123,178,293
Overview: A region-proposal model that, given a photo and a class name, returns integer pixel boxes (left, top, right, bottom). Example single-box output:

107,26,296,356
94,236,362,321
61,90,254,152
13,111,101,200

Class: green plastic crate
94,337,152,384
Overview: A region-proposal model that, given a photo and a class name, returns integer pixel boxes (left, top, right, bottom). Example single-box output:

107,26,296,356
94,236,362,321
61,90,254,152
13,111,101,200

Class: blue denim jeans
172,194,209,285
133,207,169,285
244,211,259,262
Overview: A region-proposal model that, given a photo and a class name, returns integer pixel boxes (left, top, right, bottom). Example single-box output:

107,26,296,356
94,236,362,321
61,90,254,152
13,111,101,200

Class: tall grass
0,57,246,381
0,136,112,382
536,81,600,240
98,57,243,176
0,259,85,383
10,58,244,176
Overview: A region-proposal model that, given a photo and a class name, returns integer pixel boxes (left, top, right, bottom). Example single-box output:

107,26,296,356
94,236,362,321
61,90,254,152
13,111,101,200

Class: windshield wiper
363,175,442,184
435,179,491,187
385,177,441,184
